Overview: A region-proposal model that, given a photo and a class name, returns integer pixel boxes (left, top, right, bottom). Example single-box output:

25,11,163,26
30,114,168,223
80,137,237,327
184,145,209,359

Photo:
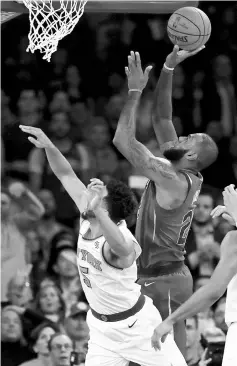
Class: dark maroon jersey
135,171,203,274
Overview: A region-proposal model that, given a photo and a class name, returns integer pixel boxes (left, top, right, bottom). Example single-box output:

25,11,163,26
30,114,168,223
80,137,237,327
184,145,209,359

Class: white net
21,0,88,62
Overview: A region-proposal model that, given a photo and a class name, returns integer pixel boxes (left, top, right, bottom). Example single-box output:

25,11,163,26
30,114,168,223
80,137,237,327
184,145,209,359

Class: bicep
61,174,87,212
152,116,178,150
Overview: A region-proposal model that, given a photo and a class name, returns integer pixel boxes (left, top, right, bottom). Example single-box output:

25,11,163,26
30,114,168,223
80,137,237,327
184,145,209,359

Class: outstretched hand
19,125,54,149
166,44,205,69
151,319,173,351
87,178,107,212
211,205,235,225
125,51,153,92
223,184,237,223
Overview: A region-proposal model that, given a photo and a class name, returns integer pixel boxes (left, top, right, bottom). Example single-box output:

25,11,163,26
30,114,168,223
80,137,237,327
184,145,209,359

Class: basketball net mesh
21,0,88,61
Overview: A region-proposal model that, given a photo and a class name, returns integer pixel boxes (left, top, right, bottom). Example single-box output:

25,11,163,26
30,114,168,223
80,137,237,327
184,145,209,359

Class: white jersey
225,273,237,325
77,219,142,314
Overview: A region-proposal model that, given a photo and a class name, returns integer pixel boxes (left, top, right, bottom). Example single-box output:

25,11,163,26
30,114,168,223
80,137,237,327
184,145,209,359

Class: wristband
129,89,142,93
163,63,174,71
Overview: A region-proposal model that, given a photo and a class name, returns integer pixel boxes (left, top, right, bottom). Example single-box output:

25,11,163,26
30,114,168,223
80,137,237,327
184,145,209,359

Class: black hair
30,322,60,346
105,179,138,223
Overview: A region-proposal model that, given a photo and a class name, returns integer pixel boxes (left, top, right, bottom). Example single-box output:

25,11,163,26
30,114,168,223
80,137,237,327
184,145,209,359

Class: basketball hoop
19,0,88,62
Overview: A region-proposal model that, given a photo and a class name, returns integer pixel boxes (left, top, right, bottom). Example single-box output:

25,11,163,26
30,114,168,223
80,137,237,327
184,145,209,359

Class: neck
88,220,103,237
38,354,51,366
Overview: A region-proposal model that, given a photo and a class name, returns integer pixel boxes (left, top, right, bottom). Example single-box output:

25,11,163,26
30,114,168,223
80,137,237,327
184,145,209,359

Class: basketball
167,7,211,51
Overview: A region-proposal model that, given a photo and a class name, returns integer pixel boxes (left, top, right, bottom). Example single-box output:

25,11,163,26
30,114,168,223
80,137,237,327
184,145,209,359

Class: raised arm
151,230,237,350
113,52,182,187
8,181,45,224
19,125,87,212
152,45,205,152
87,179,136,259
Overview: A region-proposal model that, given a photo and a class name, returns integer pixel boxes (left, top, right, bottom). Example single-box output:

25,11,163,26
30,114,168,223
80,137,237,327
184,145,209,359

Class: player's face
194,194,213,224
163,134,203,163
35,327,56,356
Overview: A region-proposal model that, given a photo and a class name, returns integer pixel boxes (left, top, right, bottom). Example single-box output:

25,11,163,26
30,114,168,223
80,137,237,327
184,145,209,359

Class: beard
163,148,188,162
81,210,96,220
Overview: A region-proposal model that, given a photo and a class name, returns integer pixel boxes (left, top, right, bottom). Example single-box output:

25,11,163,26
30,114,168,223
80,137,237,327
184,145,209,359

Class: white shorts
222,322,237,366
85,296,187,366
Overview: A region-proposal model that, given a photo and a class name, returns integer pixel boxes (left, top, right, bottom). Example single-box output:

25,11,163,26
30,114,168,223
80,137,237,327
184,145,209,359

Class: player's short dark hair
105,179,138,223
196,134,218,171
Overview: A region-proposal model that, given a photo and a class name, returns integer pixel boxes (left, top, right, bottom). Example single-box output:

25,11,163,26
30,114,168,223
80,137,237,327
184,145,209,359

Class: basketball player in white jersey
20,124,187,366
151,184,237,366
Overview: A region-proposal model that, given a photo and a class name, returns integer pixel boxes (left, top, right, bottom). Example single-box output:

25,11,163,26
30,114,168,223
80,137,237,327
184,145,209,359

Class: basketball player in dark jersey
113,46,218,357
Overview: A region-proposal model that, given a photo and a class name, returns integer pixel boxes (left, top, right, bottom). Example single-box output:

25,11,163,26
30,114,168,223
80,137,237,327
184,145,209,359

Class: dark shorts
137,264,193,320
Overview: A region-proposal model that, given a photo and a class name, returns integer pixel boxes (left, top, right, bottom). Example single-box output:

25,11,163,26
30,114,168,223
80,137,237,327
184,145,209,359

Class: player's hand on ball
87,178,107,212
151,319,173,351
166,44,205,69
125,51,152,92
19,125,54,149
8,181,26,198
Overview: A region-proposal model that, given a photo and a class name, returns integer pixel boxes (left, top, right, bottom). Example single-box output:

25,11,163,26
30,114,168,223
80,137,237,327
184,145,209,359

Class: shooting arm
45,145,86,212
113,92,180,185
166,233,237,325
152,67,178,151
94,207,135,257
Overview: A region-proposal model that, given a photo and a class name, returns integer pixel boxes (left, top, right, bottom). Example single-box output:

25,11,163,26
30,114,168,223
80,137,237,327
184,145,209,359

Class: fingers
144,65,153,78
28,136,41,148
19,125,42,137
188,45,205,56
210,205,225,218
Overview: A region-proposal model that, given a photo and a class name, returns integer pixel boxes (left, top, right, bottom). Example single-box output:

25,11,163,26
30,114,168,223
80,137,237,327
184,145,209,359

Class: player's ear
185,151,198,161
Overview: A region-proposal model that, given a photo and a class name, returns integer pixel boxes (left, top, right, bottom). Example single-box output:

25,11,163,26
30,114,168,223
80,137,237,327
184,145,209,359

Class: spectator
47,246,84,314
78,118,119,178
186,189,221,281
64,65,84,102
48,333,73,366
4,268,33,308
185,316,203,366
3,89,41,181
49,92,71,114
1,182,44,302
34,284,66,325
28,112,88,226
37,189,70,266
212,297,227,335
64,302,89,353
204,54,237,137
18,322,60,366
1,307,34,366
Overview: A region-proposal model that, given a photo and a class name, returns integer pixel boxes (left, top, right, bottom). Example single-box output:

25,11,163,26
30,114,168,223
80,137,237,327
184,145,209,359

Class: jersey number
79,266,92,288
177,210,193,246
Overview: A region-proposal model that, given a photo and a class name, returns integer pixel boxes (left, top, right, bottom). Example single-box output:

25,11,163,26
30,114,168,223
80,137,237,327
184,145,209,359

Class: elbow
208,284,226,302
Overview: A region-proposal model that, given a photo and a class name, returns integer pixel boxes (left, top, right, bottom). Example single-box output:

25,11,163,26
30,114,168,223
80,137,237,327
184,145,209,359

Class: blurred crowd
1,2,237,366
